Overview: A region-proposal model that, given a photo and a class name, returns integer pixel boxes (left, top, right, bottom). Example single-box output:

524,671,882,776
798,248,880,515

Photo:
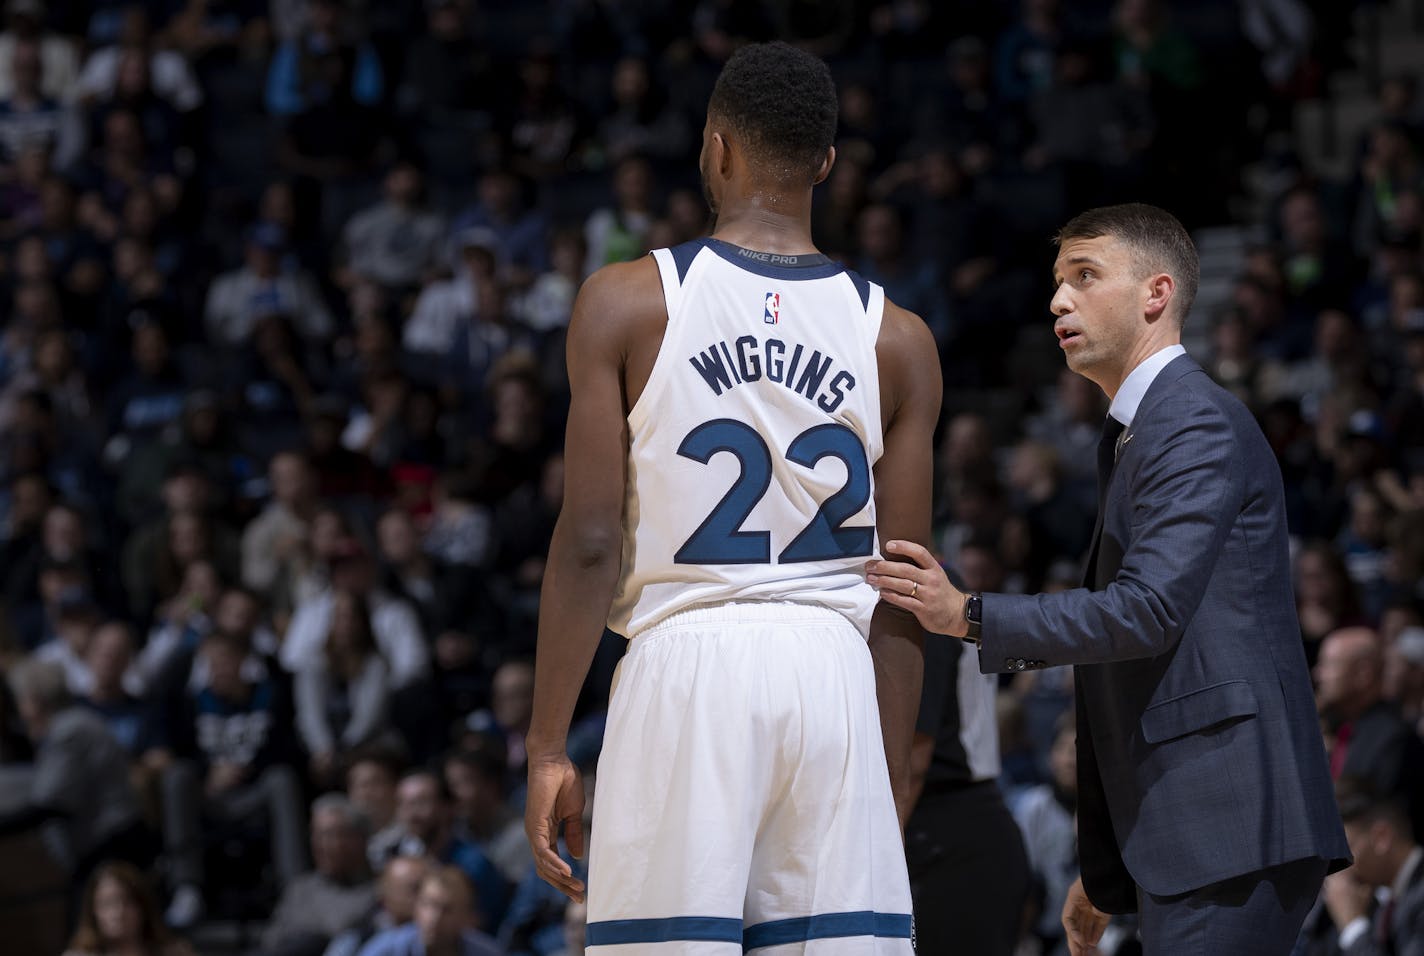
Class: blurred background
0,0,1422,954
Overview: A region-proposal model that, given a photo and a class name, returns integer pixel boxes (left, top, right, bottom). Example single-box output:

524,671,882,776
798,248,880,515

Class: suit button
1015,658,1027,670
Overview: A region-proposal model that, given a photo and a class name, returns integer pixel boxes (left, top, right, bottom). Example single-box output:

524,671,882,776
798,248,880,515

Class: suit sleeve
980,394,1243,669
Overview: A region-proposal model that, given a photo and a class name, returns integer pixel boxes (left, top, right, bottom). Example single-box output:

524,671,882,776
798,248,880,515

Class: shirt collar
1393,846,1424,899
1108,344,1187,428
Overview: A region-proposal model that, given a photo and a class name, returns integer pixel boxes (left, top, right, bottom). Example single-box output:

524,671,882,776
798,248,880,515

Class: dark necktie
1375,891,1395,947
1096,415,1127,512
1083,416,1127,589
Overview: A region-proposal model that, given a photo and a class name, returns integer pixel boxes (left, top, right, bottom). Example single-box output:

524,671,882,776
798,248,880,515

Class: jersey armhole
864,280,887,463
865,282,885,338
650,246,687,318
629,247,692,429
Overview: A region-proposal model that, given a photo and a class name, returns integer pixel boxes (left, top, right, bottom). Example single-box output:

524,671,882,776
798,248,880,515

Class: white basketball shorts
586,602,915,954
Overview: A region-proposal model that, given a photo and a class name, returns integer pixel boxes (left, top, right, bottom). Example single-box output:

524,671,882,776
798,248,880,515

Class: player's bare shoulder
570,256,667,343
568,255,670,408
875,297,942,427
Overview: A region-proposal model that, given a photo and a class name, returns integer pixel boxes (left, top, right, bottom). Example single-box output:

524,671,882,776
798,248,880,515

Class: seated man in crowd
348,745,407,868
1326,778,1424,955
326,854,429,956
260,794,378,956
444,743,527,884
152,628,306,928
382,770,509,935
0,658,148,884
358,866,502,956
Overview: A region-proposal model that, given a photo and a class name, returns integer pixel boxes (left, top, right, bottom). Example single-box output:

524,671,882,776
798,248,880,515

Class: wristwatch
963,592,983,648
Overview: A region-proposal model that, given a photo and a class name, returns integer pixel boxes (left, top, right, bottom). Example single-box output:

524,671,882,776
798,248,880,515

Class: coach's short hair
708,41,838,186
1055,203,1200,324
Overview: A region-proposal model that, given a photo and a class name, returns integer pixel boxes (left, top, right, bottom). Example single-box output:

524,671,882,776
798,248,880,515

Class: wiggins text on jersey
688,334,857,414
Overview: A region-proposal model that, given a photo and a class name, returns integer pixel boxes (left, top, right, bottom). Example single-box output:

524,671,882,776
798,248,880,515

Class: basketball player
525,42,942,953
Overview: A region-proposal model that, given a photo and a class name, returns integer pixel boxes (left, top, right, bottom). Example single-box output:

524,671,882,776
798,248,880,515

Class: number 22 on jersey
673,418,873,566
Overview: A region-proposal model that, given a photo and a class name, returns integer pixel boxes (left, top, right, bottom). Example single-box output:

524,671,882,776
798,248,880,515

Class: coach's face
1050,235,1148,397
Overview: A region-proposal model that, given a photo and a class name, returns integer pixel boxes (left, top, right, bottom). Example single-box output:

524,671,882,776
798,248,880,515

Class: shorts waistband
631,601,856,645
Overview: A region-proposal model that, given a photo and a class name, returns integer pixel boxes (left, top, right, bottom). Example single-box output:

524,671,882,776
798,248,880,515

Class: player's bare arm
524,256,665,902
867,299,941,823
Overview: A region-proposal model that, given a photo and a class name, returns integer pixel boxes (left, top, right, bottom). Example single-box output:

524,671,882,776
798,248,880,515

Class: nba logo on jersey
764,291,781,324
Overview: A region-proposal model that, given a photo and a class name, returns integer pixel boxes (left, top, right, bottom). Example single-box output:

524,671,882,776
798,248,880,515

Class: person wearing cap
402,227,498,357
203,220,333,346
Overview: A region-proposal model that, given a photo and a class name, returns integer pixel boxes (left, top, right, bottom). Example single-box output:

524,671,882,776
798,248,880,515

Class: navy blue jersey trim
843,268,872,310
701,237,845,280
586,916,743,946
742,911,913,951
666,238,709,283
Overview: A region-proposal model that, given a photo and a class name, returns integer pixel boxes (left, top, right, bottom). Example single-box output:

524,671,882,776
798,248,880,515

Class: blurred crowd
0,0,1419,954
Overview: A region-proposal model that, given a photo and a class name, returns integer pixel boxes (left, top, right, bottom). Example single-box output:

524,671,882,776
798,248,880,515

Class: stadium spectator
295,589,396,786
259,794,378,956
1,657,149,880
326,854,429,956
204,222,334,347
1316,627,1424,838
76,620,150,755
386,770,509,935
1011,711,1079,955
339,162,446,294
347,745,406,866
154,628,305,928
242,450,321,604
359,865,503,956
63,862,194,956
281,543,430,689
0,36,82,167
444,745,528,884
1326,779,1424,954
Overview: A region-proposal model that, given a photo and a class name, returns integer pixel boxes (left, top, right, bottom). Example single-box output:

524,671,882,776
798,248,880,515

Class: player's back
608,236,885,639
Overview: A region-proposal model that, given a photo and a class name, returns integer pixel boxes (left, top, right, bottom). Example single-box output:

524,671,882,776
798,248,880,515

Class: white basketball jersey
608,237,886,638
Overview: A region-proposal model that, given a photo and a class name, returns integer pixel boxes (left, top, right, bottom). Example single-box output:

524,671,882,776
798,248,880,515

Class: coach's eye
1080,270,1093,282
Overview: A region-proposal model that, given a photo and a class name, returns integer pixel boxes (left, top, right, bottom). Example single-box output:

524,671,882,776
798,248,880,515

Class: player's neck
711,197,818,256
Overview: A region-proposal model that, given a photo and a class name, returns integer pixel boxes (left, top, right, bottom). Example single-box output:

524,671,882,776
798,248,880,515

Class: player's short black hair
707,41,838,186
1055,203,1200,325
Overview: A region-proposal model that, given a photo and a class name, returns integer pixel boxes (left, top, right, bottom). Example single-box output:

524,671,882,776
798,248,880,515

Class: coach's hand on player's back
525,753,587,902
865,541,967,638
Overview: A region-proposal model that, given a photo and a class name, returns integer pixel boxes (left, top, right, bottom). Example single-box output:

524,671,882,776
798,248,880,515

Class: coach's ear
813,146,835,186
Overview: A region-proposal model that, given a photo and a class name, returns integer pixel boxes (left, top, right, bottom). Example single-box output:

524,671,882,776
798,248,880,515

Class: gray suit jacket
980,355,1351,912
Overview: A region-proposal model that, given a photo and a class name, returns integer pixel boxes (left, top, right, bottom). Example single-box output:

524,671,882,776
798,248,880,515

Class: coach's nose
1050,282,1074,318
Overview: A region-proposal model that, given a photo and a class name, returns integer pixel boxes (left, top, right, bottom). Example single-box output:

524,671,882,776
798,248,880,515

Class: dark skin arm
524,258,663,903
868,300,942,824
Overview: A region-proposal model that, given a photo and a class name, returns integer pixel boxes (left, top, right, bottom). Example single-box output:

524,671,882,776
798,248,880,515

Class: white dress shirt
1107,344,1187,428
